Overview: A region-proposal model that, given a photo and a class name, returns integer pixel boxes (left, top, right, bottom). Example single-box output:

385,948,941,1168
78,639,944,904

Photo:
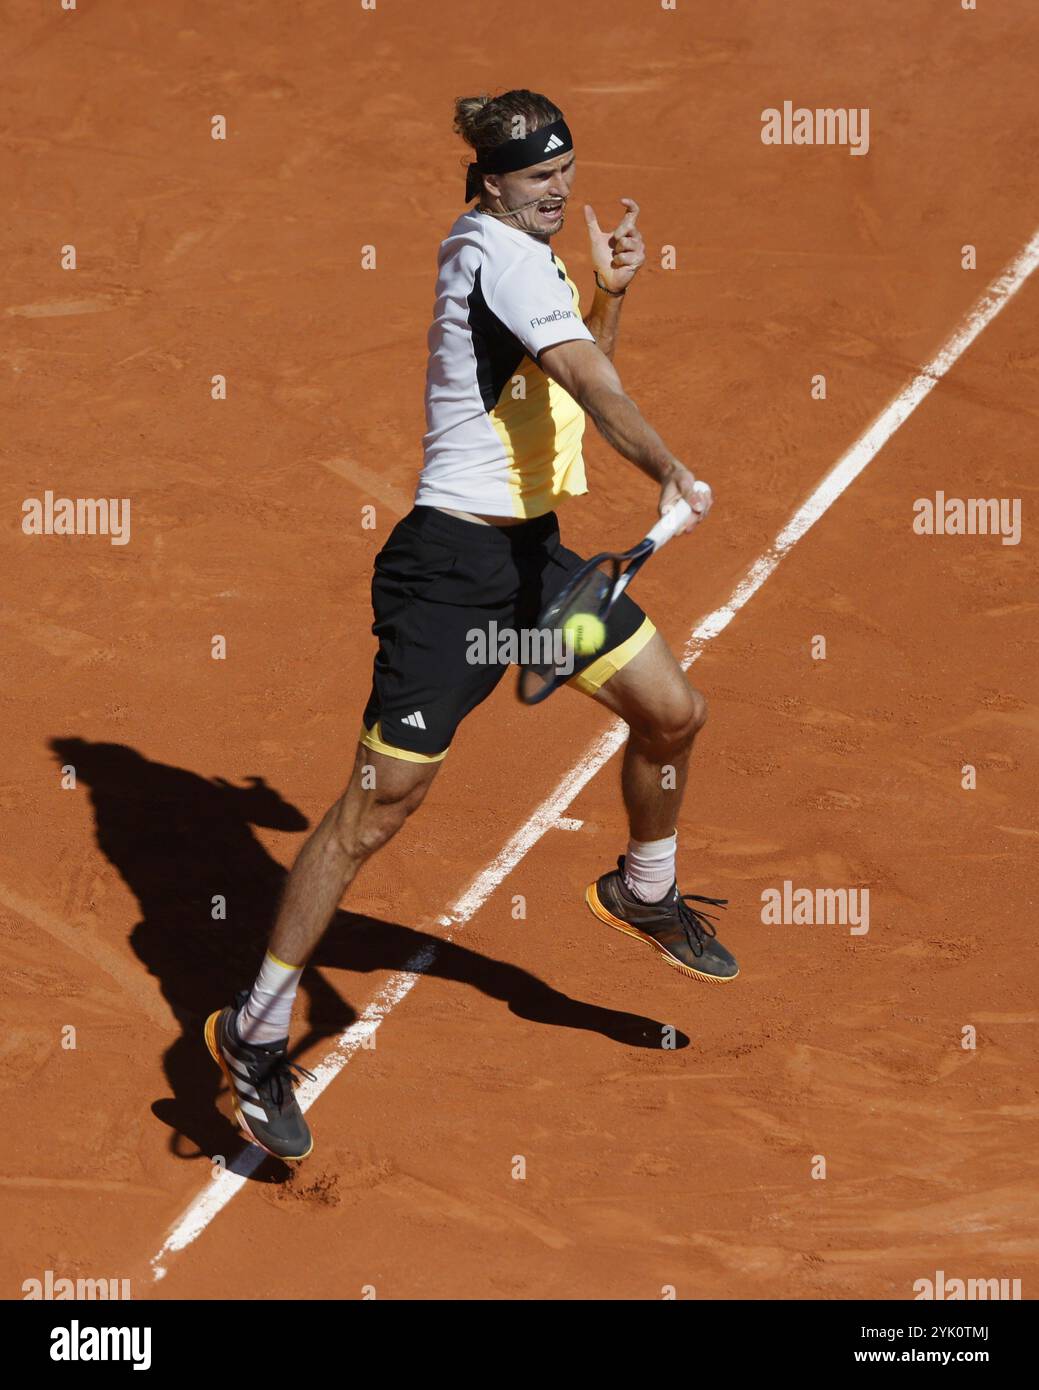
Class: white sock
236,951,302,1046
623,832,678,904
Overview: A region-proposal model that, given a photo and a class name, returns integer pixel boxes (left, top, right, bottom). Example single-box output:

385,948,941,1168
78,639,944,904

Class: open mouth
537,201,565,222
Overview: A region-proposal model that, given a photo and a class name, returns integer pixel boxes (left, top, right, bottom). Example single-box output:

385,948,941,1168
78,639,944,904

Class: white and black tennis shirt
415,209,595,519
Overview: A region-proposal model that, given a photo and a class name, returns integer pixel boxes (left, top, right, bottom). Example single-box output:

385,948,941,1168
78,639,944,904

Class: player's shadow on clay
49,737,688,1178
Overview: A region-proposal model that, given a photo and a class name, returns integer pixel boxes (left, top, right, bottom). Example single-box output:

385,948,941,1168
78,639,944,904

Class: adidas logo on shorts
401,710,426,729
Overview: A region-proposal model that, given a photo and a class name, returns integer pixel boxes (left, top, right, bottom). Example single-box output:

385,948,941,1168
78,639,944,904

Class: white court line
150,227,1039,1281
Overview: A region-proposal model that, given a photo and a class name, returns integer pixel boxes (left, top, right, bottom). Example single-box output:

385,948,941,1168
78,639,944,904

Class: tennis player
206,90,738,1161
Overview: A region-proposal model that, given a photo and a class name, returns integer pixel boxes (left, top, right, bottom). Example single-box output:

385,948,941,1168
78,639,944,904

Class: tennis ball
563,612,606,657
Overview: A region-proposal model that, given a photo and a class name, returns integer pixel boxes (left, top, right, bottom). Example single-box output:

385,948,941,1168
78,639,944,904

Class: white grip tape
643,499,685,549
645,482,711,549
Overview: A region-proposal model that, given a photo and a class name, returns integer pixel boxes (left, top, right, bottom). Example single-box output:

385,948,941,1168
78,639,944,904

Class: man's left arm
582,198,645,360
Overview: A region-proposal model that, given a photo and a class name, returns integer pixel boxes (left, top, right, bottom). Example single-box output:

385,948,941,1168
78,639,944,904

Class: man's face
484,151,576,239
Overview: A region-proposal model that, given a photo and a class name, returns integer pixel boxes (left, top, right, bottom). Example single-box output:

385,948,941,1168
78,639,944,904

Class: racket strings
518,558,618,703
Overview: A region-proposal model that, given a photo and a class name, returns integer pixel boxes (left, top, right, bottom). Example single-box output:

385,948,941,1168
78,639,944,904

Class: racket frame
518,499,695,705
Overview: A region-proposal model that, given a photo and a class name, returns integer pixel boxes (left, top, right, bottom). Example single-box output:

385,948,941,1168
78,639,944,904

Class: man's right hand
660,465,712,534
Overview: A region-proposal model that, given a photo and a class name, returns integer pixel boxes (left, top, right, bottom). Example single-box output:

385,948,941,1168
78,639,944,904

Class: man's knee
688,685,708,734
332,757,436,859
632,680,707,753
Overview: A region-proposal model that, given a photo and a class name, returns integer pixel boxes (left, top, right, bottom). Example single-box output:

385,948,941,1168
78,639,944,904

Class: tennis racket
518,485,709,705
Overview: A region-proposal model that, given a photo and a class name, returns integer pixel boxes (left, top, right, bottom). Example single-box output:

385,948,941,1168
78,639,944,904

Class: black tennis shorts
360,505,655,762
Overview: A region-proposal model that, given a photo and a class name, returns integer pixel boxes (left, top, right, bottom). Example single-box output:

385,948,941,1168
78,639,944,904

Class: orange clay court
2,0,1037,1302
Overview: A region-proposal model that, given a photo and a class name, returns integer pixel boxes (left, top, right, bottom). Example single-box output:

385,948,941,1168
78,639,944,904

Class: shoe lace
676,892,728,957
258,1054,316,1110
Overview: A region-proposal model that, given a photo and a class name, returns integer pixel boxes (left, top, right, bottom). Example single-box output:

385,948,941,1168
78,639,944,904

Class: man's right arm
538,338,710,528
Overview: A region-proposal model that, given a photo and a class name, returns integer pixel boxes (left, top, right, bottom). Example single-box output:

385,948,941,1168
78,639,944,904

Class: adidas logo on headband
543,133,565,152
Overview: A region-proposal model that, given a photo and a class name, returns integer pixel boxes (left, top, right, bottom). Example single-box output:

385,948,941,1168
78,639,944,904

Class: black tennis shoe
204,991,314,1161
586,856,738,983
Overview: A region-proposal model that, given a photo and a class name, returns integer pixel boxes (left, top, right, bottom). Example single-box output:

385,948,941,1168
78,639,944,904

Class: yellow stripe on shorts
566,616,656,695
359,721,449,763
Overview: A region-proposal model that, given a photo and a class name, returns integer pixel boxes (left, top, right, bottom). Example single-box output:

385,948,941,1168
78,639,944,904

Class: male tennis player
205,90,738,1161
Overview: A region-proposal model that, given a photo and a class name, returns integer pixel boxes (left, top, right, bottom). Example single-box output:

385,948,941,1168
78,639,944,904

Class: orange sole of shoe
585,883,739,984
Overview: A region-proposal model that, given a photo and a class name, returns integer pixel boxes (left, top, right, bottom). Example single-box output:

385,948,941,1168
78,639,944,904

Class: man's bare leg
270,743,440,969
204,743,440,1160
591,630,706,846
585,629,737,982
241,743,439,1042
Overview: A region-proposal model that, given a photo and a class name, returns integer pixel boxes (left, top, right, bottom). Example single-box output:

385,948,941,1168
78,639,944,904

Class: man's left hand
584,198,645,294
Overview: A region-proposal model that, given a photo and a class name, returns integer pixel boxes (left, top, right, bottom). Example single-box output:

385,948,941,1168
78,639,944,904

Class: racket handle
645,497,693,549
646,481,713,549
